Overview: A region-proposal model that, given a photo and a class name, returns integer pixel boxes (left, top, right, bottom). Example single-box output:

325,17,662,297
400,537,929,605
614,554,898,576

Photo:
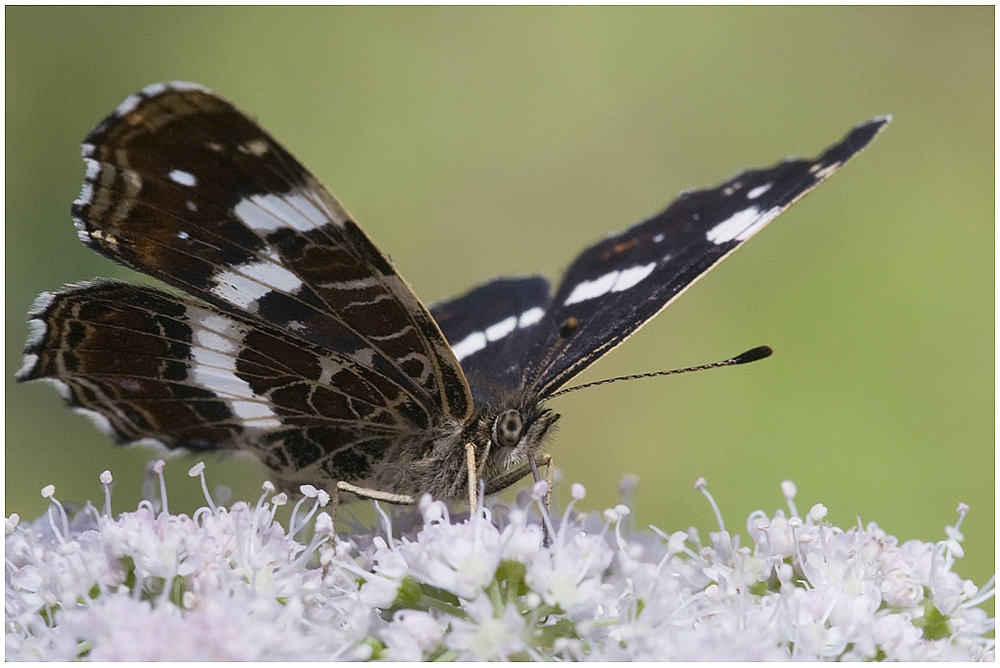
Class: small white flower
808,503,827,521
445,595,528,660
381,610,444,660
401,514,502,600
359,550,408,608
500,510,544,562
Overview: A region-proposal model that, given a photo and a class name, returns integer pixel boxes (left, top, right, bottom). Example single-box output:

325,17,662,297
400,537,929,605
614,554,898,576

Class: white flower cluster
5,465,994,660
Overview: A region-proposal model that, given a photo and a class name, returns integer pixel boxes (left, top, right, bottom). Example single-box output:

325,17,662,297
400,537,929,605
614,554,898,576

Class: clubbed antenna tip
733,345,773,365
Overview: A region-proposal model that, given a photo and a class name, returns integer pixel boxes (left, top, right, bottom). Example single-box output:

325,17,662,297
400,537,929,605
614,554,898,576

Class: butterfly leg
337,480,417,506
336,481,417,505
465,442,479,515
331,481,417,533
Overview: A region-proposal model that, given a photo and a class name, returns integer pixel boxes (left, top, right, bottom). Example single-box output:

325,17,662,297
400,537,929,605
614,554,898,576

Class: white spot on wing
114,93,144,117
211,260,303,309
74,159,101,208
705,206,780,244
165,81,208,93
84,158,101,181
812,161,840,180
563,272,617,306
518,307,544,328
348,347,375,368
169,169,197,187
73,406,115,436
22,313,50,349
747,183,771,199
485,316,517,342
452,332,486,362
142,82,169,97
189,310,281,428
28,290,58,315
563,262,657,306
233,191,331,233
16,353,39,381
613,262,656,293
241,139,270,156
77,182,94,208
449,307,547,362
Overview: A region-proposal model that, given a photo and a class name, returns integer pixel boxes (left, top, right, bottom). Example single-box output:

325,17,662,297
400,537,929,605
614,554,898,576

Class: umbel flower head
5,463,994,661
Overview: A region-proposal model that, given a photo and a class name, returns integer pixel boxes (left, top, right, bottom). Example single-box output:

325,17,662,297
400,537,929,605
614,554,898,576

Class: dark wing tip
839,115,892,157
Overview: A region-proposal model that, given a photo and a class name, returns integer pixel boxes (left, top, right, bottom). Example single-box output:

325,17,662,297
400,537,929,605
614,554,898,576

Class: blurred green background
7,7,993,594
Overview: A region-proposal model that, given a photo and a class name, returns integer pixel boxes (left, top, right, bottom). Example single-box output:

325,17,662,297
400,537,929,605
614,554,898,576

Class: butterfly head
472,393,559,489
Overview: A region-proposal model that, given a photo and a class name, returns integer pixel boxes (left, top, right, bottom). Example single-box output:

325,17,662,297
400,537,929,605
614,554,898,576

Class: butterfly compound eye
493,409,524,448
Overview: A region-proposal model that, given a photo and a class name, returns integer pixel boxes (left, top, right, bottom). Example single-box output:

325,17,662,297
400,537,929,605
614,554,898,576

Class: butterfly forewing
70,82,471,428
524,117,890,395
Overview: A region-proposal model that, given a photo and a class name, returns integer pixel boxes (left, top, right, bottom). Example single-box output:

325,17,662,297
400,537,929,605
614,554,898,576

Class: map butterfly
18,82,888,508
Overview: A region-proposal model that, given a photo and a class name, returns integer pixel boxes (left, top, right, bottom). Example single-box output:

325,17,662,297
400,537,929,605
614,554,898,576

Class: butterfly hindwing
18,281,421,485
430,276,551,402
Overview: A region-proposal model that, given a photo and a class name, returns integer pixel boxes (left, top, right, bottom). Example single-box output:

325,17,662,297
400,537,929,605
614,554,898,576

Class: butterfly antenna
548,345,773,399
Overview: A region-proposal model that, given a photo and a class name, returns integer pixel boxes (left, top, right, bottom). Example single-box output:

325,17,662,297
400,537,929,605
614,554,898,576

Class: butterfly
18,82,888,510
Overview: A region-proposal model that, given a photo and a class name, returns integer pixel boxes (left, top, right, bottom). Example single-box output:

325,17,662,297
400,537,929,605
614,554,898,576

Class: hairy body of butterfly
18,82,888,507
